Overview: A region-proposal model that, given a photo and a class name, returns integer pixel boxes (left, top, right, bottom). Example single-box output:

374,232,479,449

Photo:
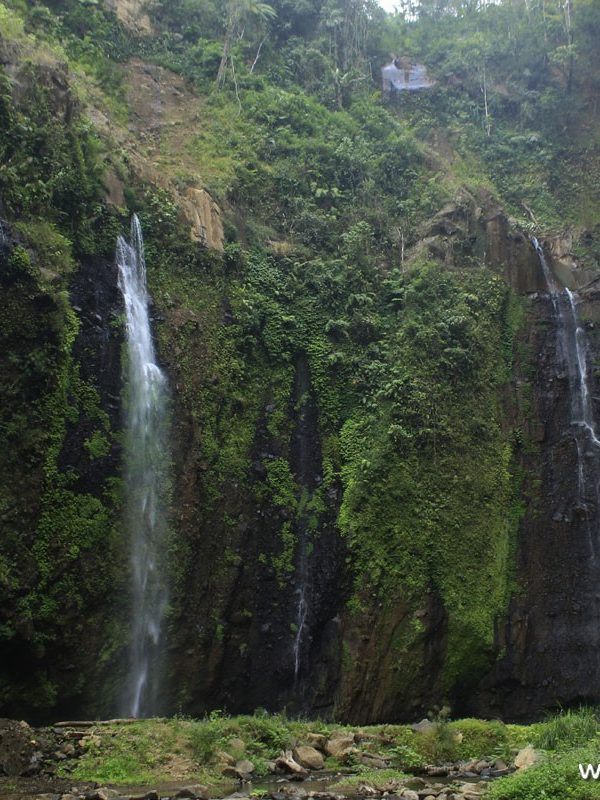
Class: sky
378,0,401,11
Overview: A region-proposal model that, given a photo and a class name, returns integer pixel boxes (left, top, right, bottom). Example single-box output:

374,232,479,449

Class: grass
487,746,600,800
332,768,410,791
533,708,600,752
64,719,192,785
0,2,26,39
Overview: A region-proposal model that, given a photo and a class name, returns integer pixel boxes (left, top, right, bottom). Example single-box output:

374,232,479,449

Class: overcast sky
378,0,400,11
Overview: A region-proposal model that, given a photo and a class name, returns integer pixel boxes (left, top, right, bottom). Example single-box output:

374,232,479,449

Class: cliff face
2,0,600,724
474,253,600,718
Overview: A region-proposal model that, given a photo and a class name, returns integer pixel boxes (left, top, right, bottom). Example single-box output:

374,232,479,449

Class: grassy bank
53,709,600,798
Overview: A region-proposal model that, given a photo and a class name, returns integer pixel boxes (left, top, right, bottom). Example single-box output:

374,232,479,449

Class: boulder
514,745,538,770
357,785,378,797
357,752,387,769
401,791,419,800
276,751,309,777
235,759,255,778
305,733,328,752
0,718,38,777
324,736,355,758
293,746,324,770
216,749,236,766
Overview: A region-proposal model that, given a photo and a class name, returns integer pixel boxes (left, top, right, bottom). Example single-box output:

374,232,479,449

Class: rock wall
473,250,600,719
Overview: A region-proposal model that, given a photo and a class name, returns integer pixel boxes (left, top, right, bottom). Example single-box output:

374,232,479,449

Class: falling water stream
533,237,600,556
117,216,170,717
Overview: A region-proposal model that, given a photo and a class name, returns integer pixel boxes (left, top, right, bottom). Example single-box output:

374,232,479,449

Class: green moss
84,430,111,459
15,220,75,277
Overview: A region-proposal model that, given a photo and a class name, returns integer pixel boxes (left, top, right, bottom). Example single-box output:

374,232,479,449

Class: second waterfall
117,216,170,718
534,238,600,556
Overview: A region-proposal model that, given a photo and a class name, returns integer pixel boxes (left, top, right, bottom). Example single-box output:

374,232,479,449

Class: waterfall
533,237,600,555
290,357,319,687
117,215,170,718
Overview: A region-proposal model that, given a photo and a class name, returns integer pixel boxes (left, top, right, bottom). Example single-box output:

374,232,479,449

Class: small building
382,57,434,96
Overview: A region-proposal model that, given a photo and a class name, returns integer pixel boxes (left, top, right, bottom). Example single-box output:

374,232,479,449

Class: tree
216,0,277,87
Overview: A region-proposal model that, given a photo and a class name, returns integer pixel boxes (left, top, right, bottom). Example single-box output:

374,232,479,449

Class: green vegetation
415,717,513,763
62,714,523,785
332,768,410,790
489,708,600,800
488,747,600,800
58,710,600,797
533,707,600,752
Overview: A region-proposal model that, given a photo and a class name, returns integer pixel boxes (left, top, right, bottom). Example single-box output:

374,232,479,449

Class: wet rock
293,746,324,770
403,778,427,790
357,785,379,797
276,751,309,777
86,789,120,800
357,752,387,769
425,766,449,777
400,791,419,800
175,787,209,800
235,758,256,778
221,765,240,778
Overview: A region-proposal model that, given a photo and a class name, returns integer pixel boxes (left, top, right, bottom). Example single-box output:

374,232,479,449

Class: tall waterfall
533,237,600,555
117,215,170,718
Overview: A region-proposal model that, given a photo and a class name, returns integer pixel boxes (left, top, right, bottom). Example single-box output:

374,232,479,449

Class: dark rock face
334,589,448,724
165,349,346,716
58,256,123,497
473,272,600,718
0,217,127,722
418,190,545,293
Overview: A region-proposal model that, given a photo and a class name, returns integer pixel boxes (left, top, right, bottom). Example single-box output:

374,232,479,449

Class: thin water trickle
293,583,309,683
117,215,170,718
533,237,600,557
